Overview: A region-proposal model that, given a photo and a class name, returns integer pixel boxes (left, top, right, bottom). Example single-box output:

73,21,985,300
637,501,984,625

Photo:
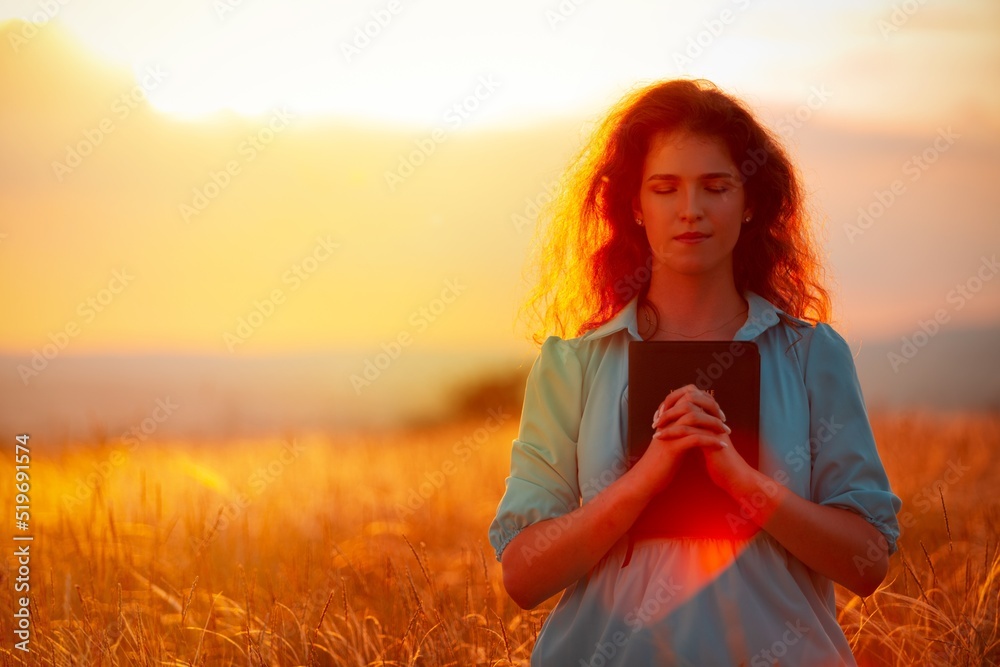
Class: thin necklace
642,302,748,339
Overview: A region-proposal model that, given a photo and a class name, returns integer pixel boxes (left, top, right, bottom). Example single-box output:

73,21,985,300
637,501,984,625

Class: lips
674,232,709,241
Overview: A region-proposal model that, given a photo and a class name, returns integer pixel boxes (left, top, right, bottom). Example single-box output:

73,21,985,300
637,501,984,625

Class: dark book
627,340,761,540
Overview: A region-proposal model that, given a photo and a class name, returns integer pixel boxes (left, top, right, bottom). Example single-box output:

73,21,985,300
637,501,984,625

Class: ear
632,194,643,222
742,208,754,224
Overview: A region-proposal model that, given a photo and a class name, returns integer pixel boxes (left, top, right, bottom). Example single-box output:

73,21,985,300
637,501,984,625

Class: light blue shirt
489,291,901,666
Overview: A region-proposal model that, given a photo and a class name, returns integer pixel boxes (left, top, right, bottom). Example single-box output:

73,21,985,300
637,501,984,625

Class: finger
656,433,728,453
653,414,731,442
673,409,730,434
651,387,688,425
659,384,721,417
652,386,704,425
653,392,728,432
682,387,726,423
673,384,726,423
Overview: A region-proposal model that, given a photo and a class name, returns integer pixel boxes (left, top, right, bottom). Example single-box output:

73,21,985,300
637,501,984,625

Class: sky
1,0,998,437
1,0,996,129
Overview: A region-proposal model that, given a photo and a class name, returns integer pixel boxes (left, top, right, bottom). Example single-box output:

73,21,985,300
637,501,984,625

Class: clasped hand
644,384,754,498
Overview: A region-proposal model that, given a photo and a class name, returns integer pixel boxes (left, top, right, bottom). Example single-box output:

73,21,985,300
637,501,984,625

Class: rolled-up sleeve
804,323,902,555
488,335,584,562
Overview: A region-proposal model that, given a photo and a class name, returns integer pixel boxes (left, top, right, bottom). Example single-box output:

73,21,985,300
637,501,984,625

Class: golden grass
0,409,997,665
840,411,1000,666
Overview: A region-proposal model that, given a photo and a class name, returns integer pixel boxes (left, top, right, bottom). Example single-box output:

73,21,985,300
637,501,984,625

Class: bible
627,340,761,539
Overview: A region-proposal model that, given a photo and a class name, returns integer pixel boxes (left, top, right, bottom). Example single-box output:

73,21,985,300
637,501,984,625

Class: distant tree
444,366,530,422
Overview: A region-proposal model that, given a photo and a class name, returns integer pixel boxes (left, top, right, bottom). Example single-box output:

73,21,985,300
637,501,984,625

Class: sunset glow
1,5,997,664
1,0,998,437
3,0,996,126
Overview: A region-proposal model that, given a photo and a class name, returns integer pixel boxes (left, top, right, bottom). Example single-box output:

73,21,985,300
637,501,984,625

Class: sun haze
1,1,998,438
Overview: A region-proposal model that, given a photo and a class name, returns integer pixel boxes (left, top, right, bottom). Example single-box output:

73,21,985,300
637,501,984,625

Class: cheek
713,197,745,232
713,211,744,243
717,190,744,211
640,192,662,213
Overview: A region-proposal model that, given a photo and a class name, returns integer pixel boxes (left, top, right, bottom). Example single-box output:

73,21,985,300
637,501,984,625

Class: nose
678,185,704,222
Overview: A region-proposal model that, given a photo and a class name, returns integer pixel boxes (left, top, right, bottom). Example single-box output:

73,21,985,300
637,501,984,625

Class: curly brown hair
518,78,831,345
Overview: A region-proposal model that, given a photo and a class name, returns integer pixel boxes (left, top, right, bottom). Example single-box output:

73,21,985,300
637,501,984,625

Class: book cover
627,340,761,540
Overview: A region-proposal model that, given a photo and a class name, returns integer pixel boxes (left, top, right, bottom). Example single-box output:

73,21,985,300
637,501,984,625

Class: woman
488,79,901,665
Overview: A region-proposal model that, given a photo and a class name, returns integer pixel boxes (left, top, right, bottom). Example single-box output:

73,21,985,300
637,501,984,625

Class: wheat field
0,409,997,666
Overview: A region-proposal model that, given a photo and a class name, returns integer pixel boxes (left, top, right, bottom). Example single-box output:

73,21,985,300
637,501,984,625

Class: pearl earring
635,217,644,226
744,215,752,223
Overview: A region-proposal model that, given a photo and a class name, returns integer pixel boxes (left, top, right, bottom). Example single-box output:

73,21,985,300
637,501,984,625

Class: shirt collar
579,290,794,342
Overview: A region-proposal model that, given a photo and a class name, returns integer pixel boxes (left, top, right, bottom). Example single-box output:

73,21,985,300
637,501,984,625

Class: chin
663,261,719,276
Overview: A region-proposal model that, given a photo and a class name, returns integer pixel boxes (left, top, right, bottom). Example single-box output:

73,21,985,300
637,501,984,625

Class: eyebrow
646,172,737,182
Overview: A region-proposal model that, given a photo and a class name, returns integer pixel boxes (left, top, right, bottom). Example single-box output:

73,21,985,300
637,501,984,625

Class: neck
640,271,747,341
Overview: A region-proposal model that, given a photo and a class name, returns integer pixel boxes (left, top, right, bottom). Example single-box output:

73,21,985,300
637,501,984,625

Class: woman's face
632,131,749,281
